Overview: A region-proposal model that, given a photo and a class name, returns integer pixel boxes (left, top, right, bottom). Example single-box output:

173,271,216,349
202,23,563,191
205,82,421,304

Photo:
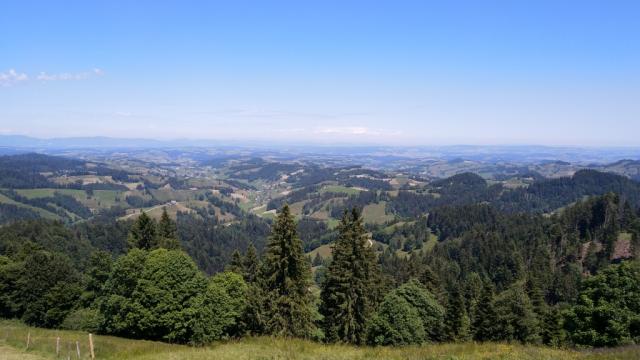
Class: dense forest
1,154,640,348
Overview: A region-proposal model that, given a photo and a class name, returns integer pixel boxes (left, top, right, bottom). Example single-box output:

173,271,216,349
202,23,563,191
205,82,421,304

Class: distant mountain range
1,134,639,164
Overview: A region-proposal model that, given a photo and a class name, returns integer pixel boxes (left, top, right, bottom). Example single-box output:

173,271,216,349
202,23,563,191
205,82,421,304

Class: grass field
362,201,394,224
319,185,362,195
1,320,639,360
13,189,121,209
0,193,61,220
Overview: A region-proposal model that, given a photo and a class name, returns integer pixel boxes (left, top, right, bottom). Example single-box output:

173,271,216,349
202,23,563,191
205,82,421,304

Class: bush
98,249,247,345
62,308,103,332
395,279,445,342
564,261,640,347
367,292,425,346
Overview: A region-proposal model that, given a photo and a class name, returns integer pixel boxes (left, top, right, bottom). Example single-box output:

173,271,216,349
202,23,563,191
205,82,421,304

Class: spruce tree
320,208,382,344
227,250,244,274
494,282,540,343
541,305,564,346
312,253,323,267
128,212,158,250
444,288,471,342
260,204,315,337
239,243,263,335
157,208,180,249
473,282,498,341
243,244,259,283
158,207,177,238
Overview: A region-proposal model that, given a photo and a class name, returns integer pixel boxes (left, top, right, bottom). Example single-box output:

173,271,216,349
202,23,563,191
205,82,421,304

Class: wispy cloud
0,69,29,87
314,126,402,137
1,68,103,87
37,68,104,81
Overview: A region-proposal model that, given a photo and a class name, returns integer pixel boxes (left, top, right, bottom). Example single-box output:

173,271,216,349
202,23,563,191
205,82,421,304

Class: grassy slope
0,193,61,220
2,320,638,360
362,201,394,224
14,188,121,209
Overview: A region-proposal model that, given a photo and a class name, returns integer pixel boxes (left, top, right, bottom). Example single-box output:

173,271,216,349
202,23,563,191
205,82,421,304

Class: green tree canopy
128,212,158,250
494,282,540,344
260,204,315,338
320,208,382,344
565,261,640,347
98,249,245,344
366,291,426,346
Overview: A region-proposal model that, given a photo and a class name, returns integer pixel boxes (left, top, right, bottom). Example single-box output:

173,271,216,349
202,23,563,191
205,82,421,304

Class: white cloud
0,69,29,87
1,68,104,87
37,68,104,81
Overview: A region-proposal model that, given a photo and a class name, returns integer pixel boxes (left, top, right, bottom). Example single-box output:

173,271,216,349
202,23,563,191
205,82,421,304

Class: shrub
367,292,425,346
62,308,103,332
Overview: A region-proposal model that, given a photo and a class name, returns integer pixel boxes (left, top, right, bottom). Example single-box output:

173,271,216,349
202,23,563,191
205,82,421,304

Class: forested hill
1,153,640,349
389,170,640,218
498,169,640,213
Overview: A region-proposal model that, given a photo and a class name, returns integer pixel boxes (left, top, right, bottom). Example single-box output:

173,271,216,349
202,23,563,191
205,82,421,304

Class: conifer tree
227,250,244,274
239,243,264,335
312,252,323,267
157,208,180,249
320,208,382,344
260,204,315,337
473,282,498,341
243,244,259,283
541,305,564,346
444,288,471,342
494,282,541,343
158,208,177,239
128,212,158,250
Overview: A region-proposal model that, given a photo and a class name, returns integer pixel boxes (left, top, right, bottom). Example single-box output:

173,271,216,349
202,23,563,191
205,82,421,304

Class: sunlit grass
1,320,639,360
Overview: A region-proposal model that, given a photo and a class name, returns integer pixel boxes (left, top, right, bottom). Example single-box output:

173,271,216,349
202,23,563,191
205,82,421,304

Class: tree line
2,197,640,347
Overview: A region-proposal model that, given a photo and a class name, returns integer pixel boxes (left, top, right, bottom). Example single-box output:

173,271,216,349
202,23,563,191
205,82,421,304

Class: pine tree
320,208,382,344
312,253,323,267
541,305,564,346
128,212,158,250
157,208,177,238
227,250,244,274
243,244,259,283
473,282,498,341
239,243,263,335
444,288,471,342
420,264,444,302
260,204,315,338
494,282,540,343
157,208,180,249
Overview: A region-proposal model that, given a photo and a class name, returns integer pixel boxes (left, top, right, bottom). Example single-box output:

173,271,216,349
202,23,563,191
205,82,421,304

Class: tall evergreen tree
541,305,564,346
127,212,158,250
240,243,264,335
227,250,244,274
158,208,177,239
494,282,541,343
320,208,382,344
444,287,471,342
473,282,499,341
243,244,259,283
260,204,315,337
157,208,180,249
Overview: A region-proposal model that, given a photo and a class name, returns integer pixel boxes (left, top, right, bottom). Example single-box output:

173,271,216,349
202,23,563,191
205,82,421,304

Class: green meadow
1,320,638,360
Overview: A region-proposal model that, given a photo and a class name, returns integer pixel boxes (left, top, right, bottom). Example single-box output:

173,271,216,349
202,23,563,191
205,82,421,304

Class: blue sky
1,1,639,145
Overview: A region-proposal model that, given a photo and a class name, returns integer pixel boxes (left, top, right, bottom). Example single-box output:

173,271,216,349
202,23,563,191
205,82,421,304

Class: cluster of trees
1,190,93,220
2,188,640,348
388,170,640,218
0,153,133,191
